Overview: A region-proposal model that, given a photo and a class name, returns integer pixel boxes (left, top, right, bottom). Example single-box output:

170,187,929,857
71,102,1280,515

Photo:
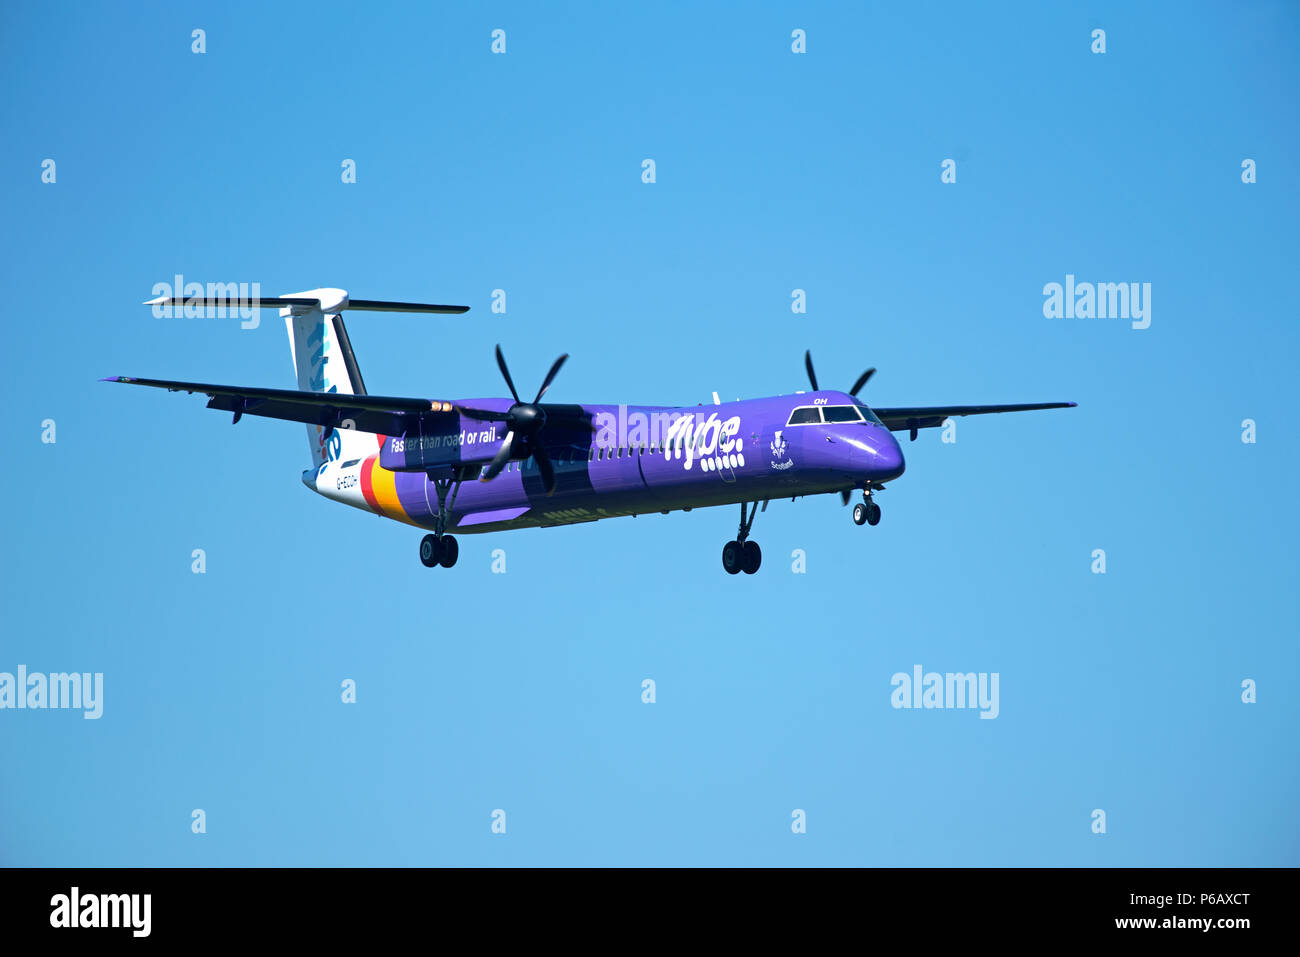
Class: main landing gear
852,489,882,527
722,501,763,575
420,533,459,568
419,474,463,569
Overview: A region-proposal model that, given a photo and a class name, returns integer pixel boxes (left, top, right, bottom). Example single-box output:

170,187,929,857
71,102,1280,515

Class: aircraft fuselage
304,390,906,533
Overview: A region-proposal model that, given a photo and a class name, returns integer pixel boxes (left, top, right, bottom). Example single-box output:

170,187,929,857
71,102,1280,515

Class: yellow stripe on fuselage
368,459,418,526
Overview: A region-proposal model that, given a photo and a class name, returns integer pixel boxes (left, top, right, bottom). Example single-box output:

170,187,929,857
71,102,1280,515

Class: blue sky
1,0,1296,865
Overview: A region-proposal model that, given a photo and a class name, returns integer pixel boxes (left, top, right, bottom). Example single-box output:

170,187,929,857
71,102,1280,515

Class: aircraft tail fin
284,307,368,468
275,288,466,468
143,286,468,469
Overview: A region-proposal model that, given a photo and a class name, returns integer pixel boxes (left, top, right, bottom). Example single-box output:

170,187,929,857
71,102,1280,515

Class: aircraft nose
880,430,905,478
862,426,905,481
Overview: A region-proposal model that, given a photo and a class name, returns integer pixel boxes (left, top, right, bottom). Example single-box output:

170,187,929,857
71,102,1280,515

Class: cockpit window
851,399,885,426
787,406,822,425
823,405,864,423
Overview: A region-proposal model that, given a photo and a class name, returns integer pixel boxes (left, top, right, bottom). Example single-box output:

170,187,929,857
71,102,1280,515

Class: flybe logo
306,322,335,394
304,321,341,463
664,413,744,473
591,407,747,477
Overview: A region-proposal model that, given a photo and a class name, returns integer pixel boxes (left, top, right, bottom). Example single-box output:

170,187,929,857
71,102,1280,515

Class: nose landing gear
722,501,763,574
852,490,882,526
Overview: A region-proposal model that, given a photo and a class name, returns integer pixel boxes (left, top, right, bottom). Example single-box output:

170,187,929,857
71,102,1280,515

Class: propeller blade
804,350,819,392
533,353,569,404
840,490,851,506
534,446,556,495
456,405,509,421
494,344,522,404
849,368,876,397
479,431,515,481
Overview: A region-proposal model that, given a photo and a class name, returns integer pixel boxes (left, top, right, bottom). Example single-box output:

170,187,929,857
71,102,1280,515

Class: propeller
848,366,876,396
805,350,878,507
455,345,587,495
804,349,875,398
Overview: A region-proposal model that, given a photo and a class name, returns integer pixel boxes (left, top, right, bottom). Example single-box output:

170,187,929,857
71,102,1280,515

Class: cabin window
823,405,864,423
787,406,822,425
341,459,360,468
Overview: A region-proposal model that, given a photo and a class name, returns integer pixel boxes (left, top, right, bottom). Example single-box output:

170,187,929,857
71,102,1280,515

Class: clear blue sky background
2,1,1296,866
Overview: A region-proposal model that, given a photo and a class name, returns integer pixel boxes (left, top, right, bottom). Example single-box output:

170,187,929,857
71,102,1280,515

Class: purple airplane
107,289,1075,574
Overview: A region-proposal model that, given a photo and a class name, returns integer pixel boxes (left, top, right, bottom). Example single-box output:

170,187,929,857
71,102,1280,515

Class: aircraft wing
872,402,1076,436
102,376,453,435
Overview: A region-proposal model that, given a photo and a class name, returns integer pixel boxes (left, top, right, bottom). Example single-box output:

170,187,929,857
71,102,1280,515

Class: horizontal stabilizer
345,299,469,314
143,295,468,314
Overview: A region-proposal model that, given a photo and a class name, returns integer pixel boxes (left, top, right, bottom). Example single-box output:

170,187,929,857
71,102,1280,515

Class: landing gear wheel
853,503,868,526
741,540,762,574
866,502,882,526
437,535,459,568
722,540,743,575
419,534,439,568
